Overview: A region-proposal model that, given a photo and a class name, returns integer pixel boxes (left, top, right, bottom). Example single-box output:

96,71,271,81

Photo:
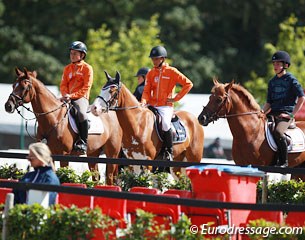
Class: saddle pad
266,122,305,153
171,117,187,143
68,111,104,134
154,115,187,144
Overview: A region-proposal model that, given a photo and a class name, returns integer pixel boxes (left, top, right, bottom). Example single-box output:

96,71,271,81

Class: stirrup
276,159,288,168
74,139,87,155
164,151,173,162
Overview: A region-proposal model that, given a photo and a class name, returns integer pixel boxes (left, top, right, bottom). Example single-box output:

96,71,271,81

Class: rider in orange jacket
60,41,93,155
141,46,193,161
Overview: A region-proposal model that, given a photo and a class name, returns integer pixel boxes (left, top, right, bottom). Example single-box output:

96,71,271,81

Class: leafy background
1,0,305,104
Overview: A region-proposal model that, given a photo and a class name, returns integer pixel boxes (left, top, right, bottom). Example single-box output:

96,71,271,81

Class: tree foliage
1,0,305,96
245,15,305,105
86,15,162,101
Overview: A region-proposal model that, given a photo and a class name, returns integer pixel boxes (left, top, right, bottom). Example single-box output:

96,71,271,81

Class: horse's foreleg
105,164,118,185
60,162,69,168
89,162,100,182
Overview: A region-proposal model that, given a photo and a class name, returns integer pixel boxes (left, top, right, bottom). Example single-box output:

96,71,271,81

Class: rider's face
151,57,164,67
272,61,285,74
70,50,83,63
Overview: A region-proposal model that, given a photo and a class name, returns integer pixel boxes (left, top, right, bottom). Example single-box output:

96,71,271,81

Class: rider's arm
262,103,271,114
292,96,305,117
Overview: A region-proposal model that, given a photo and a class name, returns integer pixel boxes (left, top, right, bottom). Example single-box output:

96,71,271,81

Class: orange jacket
141,63,193,107
60,60,93,100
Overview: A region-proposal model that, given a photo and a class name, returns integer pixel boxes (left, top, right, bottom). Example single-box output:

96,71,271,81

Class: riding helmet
149,46,167,58
271,51,291,67
135,67,150,77
69,41,87,56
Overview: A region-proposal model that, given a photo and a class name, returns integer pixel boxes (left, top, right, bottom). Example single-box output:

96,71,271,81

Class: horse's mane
229,83,260,110
120,82,140,105
28,71,58,100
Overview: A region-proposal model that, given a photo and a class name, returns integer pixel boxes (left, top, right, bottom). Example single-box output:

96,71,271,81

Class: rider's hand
60,94,71,103
167,98,175,103
280,113,292,120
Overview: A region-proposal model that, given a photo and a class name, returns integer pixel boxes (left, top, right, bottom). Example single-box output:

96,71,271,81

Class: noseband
203,92,230,122
10,78,33,108
98,83,121,112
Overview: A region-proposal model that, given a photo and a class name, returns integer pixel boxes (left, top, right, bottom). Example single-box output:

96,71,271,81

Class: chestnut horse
198,79,305,168
91,71,204,175
4,68,122,185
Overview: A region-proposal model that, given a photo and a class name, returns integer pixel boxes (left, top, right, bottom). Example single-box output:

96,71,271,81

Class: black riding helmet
272,51,291,68
135,67,150,77
149,46,167,58
69,41,87,58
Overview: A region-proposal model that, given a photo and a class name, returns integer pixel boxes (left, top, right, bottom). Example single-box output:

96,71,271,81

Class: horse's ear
23,67,29,78
115,71,121,83
15,67,23,76
213,77,219,85
104,70,112,81
225,80,234,91
32,71,37,78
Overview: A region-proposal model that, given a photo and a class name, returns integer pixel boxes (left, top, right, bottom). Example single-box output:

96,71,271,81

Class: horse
4,68,123,185
198,78,305,169
91,71,204,176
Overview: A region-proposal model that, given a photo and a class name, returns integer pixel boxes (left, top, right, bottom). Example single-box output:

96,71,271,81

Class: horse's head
198,78,234,126
91,70,121,116
5,67,37,113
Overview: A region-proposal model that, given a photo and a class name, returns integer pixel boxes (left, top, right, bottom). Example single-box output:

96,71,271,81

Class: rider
60,41,94,155
262,50,305,167
140,46,193,161
133,67,150,101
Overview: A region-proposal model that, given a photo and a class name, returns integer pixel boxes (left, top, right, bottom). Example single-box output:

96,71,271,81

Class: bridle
98,82,140,111
9,75,68,140
202,90,261,123
97,83,121,112
202,92,231,123
10,78,33,109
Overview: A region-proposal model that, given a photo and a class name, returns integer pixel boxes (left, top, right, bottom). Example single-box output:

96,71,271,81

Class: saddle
148,106,187,143
266,116,305,153
68,104,104,135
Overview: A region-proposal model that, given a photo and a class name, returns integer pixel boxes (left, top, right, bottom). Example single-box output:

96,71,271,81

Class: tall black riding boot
75,120,88,154
276,136,288,167
163,129,173,162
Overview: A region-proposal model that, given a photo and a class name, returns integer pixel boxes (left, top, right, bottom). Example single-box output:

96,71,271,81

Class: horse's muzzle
5,99,15,113
198,113,209,126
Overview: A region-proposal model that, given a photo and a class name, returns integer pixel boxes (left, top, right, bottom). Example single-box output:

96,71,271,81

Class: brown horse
198,79,305,168
4,68,122,185
91,71,204,175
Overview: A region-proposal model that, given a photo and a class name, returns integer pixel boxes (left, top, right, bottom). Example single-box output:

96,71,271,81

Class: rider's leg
79,120,88,152
72,98,89,154
157,106,174,161
274,119,291,167
163,128,173,161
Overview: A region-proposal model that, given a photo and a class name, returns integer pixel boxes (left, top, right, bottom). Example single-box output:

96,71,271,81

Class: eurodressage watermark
189,224,303,237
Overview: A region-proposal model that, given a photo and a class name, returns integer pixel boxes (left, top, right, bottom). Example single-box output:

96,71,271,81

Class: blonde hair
29,142,55,171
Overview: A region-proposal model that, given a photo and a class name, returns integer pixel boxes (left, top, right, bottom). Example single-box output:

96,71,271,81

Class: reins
11,76,70,141
218,111,261,118
109,105,141,111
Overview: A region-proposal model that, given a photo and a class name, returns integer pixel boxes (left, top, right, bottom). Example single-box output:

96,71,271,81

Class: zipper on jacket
156,67,162,106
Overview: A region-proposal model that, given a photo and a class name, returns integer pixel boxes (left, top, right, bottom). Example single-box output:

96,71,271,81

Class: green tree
245,15,305,105
86,15,162,101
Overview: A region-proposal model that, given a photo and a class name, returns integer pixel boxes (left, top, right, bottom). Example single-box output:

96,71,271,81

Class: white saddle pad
68,111,104,134
266,122,305,153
